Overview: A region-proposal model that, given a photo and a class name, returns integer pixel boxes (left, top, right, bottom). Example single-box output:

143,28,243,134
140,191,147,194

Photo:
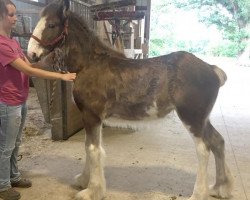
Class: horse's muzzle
28,52,41,62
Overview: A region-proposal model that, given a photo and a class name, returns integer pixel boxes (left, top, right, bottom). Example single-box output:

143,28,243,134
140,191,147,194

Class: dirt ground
12,57,250,200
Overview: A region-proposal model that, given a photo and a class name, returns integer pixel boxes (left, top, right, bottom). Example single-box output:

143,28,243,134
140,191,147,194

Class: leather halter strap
31,19,68,48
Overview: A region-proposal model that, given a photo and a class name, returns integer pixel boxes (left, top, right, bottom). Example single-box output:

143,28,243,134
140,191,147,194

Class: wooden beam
93,11,145,21
103,21,112,45
143,0,151,58
11,32,32,37
135,6,147,11
17,9,40,14
90,0,136,12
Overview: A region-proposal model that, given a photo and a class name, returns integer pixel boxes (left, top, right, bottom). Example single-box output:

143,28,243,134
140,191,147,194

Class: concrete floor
14,58,250,200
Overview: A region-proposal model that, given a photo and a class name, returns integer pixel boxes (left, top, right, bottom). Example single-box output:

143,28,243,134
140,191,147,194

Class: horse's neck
64,46,89,72
64,16,125,72
67,18,125,58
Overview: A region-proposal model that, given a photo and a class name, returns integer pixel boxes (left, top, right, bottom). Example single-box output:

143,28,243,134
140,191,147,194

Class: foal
27,0,234,199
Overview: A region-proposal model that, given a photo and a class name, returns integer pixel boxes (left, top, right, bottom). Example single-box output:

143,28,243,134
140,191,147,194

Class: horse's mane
68,12,126,58
63,9,126,58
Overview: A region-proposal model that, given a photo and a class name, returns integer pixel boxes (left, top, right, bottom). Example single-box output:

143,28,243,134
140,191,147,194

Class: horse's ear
63,0,70,18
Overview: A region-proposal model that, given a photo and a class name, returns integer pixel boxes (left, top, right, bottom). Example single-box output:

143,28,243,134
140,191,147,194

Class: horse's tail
212,65,227,87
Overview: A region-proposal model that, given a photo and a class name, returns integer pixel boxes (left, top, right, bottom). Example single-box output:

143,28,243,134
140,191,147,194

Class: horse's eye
48,23,56,28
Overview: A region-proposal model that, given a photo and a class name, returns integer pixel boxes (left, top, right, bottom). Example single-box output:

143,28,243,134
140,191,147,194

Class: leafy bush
211,40,247,57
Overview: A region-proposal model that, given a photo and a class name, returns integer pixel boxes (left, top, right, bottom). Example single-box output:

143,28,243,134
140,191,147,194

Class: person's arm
10,58,76,81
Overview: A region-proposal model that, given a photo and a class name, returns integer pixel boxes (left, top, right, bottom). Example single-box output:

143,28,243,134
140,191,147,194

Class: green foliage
150,0,250,57
174,0,250,56
149,39,167,57
149,38,210,56
211,40,247,57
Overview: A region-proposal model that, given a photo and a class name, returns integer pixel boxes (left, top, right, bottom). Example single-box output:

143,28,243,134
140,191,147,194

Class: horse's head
27,0,70,61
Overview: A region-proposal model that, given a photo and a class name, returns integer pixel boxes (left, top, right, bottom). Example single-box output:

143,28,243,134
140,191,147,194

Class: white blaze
27,16,47,58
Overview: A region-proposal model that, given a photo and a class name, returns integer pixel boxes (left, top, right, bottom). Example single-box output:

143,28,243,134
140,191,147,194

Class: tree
173,0,250,59
150,1,217,57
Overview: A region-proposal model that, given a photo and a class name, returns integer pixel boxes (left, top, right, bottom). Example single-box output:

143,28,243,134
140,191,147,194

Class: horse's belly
103,114,173,130
104,101,174,129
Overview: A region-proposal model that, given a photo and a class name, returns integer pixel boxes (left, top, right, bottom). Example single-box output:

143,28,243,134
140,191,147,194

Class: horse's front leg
74,141,90,189
75,122,106,200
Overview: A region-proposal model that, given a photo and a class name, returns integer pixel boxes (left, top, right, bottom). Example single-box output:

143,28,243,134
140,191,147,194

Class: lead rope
49,81,57,111
49,46,68,112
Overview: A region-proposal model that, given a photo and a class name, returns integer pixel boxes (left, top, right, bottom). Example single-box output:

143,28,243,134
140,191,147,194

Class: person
0,0,76,199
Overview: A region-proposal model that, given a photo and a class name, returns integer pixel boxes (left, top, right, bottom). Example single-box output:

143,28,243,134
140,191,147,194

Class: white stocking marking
190,137,210,200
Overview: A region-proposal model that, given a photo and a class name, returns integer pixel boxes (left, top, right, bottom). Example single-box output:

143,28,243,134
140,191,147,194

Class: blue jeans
0,102,27,192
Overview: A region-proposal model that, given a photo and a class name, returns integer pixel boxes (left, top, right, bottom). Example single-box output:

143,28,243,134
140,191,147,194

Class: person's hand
61,72,76,81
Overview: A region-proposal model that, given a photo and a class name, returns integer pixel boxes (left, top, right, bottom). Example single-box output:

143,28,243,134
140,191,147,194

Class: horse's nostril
32,52,37,60
30,52,40,62
27,52,36,61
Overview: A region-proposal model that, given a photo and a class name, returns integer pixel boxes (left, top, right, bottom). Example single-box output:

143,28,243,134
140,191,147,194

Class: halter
31,18,69,73
31,19,69,48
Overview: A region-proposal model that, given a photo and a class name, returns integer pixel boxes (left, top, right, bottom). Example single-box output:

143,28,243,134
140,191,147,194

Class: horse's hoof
209,183,232,198
188,194,208,200
74,188,104,200
75,189,91,200
74,174,88,189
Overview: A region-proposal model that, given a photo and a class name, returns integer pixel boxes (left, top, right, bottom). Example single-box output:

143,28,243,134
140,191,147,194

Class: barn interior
8,0,250,200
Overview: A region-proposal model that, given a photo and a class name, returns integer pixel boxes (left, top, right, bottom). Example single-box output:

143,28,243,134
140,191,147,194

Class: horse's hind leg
185,126,210,200
177,108,233,200
204,121,233,198
175,103,213,200
75,114,106,200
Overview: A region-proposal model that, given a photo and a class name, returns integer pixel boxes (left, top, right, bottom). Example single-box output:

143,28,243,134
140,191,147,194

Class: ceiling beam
93,11,145,21
90,0,136,12
16,0,46,7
